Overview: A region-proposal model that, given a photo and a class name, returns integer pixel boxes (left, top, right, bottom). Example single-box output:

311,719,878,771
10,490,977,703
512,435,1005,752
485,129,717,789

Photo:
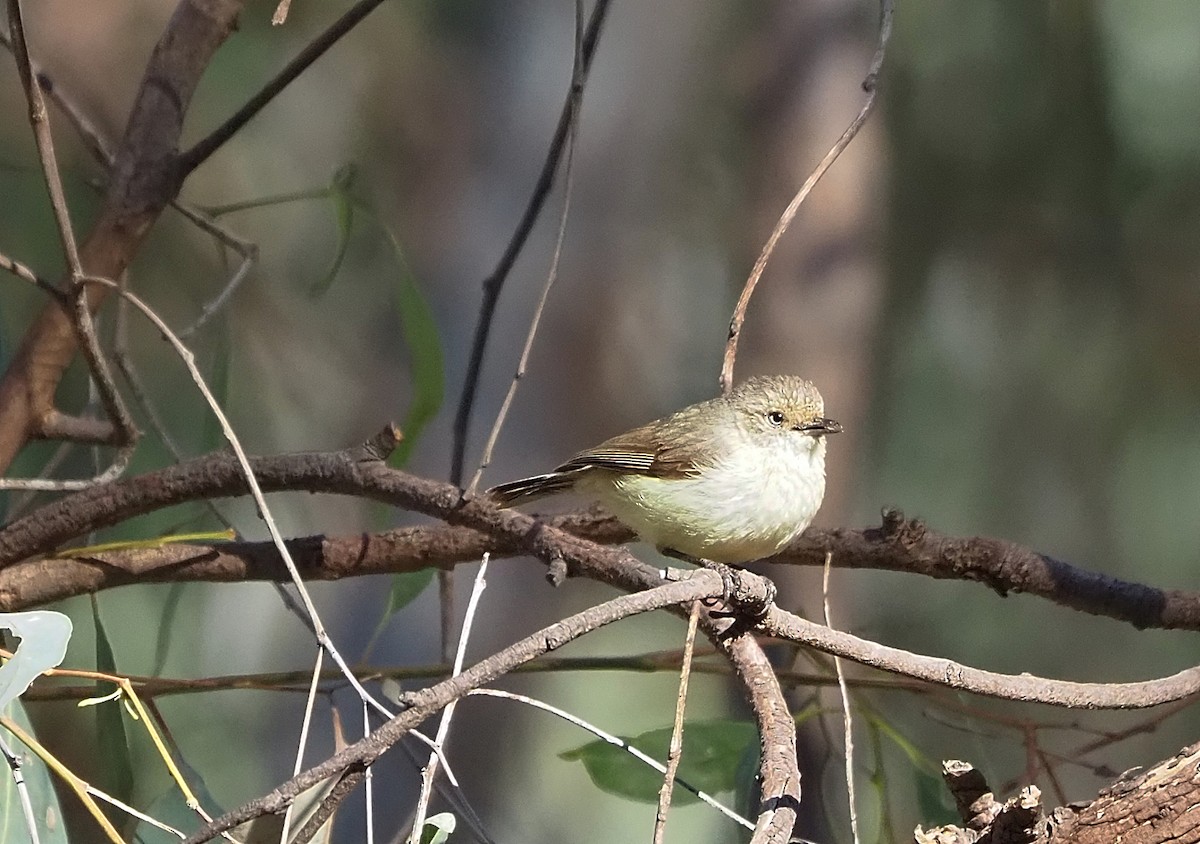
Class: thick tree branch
0,0,245,472
1,439,1197,633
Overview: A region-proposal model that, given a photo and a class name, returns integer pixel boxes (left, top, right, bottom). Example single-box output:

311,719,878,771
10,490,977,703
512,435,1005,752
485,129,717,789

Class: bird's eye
766,410,785,427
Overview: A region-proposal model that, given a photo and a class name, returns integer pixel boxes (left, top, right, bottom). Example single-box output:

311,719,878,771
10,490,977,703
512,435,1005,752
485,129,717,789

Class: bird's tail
486,471,580,507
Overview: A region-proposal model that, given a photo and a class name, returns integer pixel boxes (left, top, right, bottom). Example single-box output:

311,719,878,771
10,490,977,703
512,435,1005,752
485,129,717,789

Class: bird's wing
554,419,703,479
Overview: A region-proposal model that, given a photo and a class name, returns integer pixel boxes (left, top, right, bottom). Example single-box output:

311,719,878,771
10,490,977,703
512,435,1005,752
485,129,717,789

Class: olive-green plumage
488,376,840,563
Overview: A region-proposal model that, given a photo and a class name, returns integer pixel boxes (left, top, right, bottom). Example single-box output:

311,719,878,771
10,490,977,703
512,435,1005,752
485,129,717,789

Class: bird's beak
798,417,842,436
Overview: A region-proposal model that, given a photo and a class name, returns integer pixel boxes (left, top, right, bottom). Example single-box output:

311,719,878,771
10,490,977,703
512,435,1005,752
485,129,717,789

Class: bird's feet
659,548,776,620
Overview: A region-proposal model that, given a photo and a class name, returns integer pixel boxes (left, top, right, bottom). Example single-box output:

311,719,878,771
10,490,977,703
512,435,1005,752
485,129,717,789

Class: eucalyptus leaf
560,719,759,804
91,599,134,809
420,811,457,844
0,612,72,711
0,700,69,844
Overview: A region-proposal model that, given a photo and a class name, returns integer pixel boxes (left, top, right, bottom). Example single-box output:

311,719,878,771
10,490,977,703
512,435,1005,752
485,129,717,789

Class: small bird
487,375,841,564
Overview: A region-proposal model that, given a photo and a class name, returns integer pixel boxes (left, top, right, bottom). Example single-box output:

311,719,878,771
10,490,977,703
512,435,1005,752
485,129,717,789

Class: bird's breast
585,438,827,563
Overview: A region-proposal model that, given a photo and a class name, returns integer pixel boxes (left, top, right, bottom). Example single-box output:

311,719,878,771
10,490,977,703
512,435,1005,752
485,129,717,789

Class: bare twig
823,551,859,844
765,605,1200,709
653,599,700,844
0,249,55,291
6,0,82,277
179,0,388,173
409,554,492,844
0,733,41,844
170,203,259,338
465,0,585,498
5,3,140,482
449,0,612,486
720,0,894,391
0,27,116,164
279,650,325,843
718,628,802,844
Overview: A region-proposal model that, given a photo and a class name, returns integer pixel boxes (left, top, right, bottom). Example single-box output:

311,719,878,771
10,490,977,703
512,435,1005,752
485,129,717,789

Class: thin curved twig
449,0,612,486
6,0,81,276
765,605,1200,709
464,0,585,498
720,0,894,392
178,0,389,174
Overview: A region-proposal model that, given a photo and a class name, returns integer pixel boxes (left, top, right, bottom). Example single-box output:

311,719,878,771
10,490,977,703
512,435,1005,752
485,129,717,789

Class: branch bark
1,441,1197,634
920,742,1200,844
0,0,245,472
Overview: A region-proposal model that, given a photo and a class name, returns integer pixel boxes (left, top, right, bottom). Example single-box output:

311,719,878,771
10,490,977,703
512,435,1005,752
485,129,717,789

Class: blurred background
2,1,1199,842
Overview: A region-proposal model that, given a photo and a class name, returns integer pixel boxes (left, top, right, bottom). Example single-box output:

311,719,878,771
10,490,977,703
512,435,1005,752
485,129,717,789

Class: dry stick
0,733,41,844
0,250,53,290
8,458,1200,635
5,3,140,482
6,0,81,276
178,0,388,173
0,27,115,165
765,604,1200,709
0,33,261,345
445,0,602,664
0,279,137,491
23,655,929,704
279,649,326,843
409,554,493,844
181,574,730,844
465,0,585,499
822,551,859,844
362,701,375,844
652,599,701,844
172,203,259,338
720,0,894,392
449,0,612,488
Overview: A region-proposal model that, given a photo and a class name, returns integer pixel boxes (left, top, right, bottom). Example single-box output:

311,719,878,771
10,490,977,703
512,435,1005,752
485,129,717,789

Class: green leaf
153,581,188,677
308,164,359,298
0,700,69,844
363,569,436,659
0,611,72,710
90,598,134,809
863,711,940,776
379,222,444,467
915,766,956,827
420,812,457,844
560,719,759,804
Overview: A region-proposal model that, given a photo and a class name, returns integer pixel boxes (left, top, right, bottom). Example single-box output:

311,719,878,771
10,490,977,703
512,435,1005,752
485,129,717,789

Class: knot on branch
919,759,1045,844
873,507,926,548
351,425,404,463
